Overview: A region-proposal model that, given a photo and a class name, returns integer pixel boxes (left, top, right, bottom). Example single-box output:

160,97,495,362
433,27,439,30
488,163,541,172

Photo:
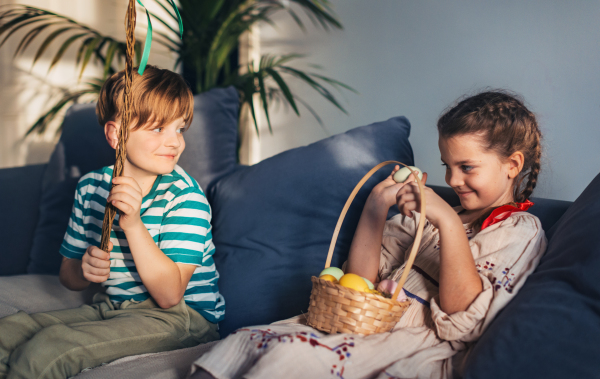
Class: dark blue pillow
0,164,46,275
463,172,600,379
27,86,240,274
210,117,414,336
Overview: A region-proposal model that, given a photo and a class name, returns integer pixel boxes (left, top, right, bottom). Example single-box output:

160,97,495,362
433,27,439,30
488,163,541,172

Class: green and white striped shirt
60,165,225,323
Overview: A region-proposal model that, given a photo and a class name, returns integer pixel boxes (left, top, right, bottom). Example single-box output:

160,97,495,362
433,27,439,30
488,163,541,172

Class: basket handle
323,161,427,300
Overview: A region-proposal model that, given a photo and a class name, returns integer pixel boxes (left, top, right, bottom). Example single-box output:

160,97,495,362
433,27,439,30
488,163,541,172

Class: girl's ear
104,121,120,150
507,151,525,179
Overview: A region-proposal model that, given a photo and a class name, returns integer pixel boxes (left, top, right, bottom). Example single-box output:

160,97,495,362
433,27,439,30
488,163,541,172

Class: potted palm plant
0,0,354,136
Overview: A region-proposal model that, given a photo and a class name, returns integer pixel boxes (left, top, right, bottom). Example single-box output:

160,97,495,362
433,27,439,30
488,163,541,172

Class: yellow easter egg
319,267,344,280
319,274,338,283
338,273,369,292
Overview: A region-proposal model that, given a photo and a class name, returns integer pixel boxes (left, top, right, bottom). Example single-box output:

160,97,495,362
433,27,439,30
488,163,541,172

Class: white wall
256,1,600,201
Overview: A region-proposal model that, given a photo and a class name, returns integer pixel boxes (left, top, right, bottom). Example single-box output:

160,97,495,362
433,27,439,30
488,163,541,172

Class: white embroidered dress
194,210,547,379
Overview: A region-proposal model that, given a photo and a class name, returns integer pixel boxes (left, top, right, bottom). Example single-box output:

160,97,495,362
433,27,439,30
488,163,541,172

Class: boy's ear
507,151,525,179
104,121,120,150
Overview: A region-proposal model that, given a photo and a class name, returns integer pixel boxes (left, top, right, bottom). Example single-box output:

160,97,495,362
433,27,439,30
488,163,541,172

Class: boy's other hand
82,242,112,283
107,176,144,232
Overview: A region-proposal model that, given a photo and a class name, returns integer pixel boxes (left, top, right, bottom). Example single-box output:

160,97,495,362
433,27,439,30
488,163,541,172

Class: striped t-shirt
60,165,225,323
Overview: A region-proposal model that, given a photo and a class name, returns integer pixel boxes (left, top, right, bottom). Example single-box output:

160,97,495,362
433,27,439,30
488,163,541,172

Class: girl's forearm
124,224,187,308
346,197,389,283
59,258,90,291
437,213,483,314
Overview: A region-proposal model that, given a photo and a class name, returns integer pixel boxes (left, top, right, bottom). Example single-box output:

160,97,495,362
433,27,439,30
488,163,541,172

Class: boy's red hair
96,65,193,130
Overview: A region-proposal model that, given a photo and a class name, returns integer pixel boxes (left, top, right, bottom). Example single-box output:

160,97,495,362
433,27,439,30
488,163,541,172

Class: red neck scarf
480,200,534,231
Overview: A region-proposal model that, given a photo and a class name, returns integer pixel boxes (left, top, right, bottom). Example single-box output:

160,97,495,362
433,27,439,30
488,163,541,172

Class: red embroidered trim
480,200,534,231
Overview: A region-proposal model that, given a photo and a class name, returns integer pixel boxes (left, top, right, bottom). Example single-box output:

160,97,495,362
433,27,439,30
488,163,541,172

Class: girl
191,90,547,379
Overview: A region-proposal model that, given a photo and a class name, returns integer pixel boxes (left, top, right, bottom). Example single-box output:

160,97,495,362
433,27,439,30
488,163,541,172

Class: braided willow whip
100,0,136,252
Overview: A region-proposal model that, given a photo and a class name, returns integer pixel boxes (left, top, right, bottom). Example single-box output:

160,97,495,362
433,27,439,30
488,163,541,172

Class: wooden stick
100,0,136,252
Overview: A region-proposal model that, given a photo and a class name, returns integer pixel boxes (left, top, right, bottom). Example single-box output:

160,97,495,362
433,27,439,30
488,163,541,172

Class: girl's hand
366,165,417,212
107,176,144,232
395,172,456,228
82,242,112,283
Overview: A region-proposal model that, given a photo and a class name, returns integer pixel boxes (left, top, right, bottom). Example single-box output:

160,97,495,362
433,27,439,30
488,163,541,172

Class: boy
0,65,224,379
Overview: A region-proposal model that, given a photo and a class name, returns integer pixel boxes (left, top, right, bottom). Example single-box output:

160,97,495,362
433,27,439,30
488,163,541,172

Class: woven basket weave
306,161,427,336
307,277,410,334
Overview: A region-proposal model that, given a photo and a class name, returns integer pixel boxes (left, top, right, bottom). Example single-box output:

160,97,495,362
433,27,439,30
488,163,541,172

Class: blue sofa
0,86,598,379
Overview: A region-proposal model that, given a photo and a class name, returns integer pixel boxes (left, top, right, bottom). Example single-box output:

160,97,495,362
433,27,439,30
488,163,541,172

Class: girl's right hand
366,165,418,212
81,242,112,283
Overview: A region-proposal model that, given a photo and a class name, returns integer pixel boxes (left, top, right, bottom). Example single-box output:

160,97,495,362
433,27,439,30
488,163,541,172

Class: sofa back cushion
27,86,239,274
463,172,600,379
0,164,46,275
210,117,414,336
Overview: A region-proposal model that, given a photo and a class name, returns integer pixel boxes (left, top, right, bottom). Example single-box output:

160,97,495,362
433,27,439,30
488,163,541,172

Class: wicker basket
306,161,427,336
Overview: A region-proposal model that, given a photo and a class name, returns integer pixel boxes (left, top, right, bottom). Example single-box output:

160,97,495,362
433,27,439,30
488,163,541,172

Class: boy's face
124,117,187,176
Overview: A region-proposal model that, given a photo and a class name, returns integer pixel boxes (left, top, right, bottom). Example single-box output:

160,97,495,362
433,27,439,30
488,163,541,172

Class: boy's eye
152,127,163,133
461,165,474,172
177,127,186,134
441,163,449,169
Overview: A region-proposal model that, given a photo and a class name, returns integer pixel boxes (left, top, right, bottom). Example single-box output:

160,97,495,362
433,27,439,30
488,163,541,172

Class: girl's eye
461,165,474,172
152,127,163,133
177,127,186,134
441,163,449,169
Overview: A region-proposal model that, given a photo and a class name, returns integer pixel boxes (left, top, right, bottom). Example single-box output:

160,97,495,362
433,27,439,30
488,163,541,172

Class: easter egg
362,277,375,290
319,274,338,283
376,279,408,301
393,166,423,184
339,273,369,292
319,267,344,280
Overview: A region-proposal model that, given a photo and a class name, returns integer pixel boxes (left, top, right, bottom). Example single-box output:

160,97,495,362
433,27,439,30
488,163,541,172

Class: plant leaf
264,67,299,116
47,32,88,72
256,71,272,134
32,26,77,65
78,36,102,80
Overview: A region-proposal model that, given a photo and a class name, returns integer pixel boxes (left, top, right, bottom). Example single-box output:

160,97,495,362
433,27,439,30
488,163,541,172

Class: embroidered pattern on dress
235,328,355,378
475,261,496,273
495,267,516,293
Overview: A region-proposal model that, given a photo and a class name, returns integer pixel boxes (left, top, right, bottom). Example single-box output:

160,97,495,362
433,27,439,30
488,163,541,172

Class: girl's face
439,134,516,212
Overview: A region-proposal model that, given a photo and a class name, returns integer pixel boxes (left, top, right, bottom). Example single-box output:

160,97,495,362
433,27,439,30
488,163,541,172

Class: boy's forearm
59,258,91,291
346,198,389,283
124,223,187,308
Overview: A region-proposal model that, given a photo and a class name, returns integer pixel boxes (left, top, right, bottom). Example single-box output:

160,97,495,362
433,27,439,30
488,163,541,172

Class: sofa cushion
463,172,600,379
27,87,240,275
210,117,414,336
0,164,46,275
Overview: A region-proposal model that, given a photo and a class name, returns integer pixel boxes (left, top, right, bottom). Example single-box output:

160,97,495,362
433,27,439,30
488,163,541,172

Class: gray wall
258,1,600,201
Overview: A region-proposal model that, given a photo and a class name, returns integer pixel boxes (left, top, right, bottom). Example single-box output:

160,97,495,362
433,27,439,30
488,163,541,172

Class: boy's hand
82,242,112,283
107,176,144,232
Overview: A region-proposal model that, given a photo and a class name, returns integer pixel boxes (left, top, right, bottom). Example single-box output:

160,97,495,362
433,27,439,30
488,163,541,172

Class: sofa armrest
0,164,46,275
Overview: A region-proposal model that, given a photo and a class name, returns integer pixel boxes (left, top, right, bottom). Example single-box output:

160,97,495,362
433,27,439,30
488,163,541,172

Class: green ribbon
136,0,183,75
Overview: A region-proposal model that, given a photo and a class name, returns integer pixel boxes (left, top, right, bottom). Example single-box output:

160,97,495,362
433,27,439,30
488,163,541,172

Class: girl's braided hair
437,90,542,230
